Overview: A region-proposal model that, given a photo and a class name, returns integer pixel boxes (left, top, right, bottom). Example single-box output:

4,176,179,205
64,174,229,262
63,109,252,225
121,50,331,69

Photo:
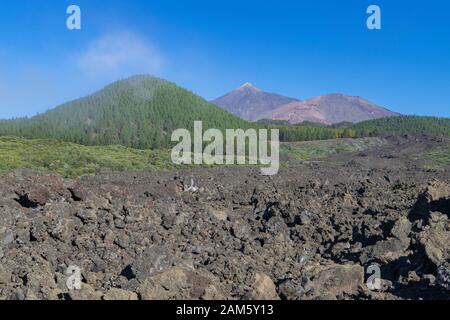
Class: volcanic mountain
212,84,400,124
211,83,299,121
271,93,400,125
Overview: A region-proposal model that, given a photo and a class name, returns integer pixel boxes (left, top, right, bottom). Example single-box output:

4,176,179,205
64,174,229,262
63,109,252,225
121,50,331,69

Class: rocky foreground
0,136,449,300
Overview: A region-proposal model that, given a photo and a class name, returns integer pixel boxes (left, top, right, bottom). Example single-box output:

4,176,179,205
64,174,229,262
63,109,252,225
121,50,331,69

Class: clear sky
0,0,449,119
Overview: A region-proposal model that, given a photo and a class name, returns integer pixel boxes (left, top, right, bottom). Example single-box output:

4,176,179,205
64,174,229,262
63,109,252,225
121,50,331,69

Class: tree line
0,76,448,149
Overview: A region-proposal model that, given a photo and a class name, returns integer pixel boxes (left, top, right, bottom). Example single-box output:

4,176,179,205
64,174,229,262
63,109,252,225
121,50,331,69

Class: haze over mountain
212,84,400,125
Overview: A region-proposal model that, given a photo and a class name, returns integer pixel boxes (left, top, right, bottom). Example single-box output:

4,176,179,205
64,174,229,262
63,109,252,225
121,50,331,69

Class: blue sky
0,0,449,119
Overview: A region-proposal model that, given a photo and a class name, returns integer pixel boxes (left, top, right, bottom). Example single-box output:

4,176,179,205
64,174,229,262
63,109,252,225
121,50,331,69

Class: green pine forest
0,76,252,149
1,75,449,150
0,75,449,176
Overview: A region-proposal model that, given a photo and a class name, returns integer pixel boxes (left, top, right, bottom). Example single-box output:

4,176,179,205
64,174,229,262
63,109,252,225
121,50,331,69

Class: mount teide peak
211,83,299,121
212,85,400,124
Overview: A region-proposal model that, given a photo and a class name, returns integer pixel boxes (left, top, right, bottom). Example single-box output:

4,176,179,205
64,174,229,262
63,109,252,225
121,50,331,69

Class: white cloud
77,32,164,78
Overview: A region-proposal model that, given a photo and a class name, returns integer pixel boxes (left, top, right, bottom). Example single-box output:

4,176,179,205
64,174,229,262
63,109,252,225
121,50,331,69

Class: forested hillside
0,76,250,149
0,77,448,150
275,115,450,142
0,76,353,148
351,116,450,138
276,124,345,141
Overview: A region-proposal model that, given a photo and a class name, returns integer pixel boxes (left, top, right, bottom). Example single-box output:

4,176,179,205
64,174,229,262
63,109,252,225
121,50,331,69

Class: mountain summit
238,82,262,92
211,83,298,121
212,85,399,124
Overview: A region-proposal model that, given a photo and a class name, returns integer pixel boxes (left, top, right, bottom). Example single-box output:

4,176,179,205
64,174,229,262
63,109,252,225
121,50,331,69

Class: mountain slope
211,83,298,121
0,76,250,149
272,93,400,125
270,101,328,124
351,115,450,137
213,84,399,124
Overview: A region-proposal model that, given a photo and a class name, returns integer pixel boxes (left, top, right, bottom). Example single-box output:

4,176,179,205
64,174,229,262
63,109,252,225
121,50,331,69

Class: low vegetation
0,136,393,178
281,137,387,161
421,145,450,166
0,136,178,178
